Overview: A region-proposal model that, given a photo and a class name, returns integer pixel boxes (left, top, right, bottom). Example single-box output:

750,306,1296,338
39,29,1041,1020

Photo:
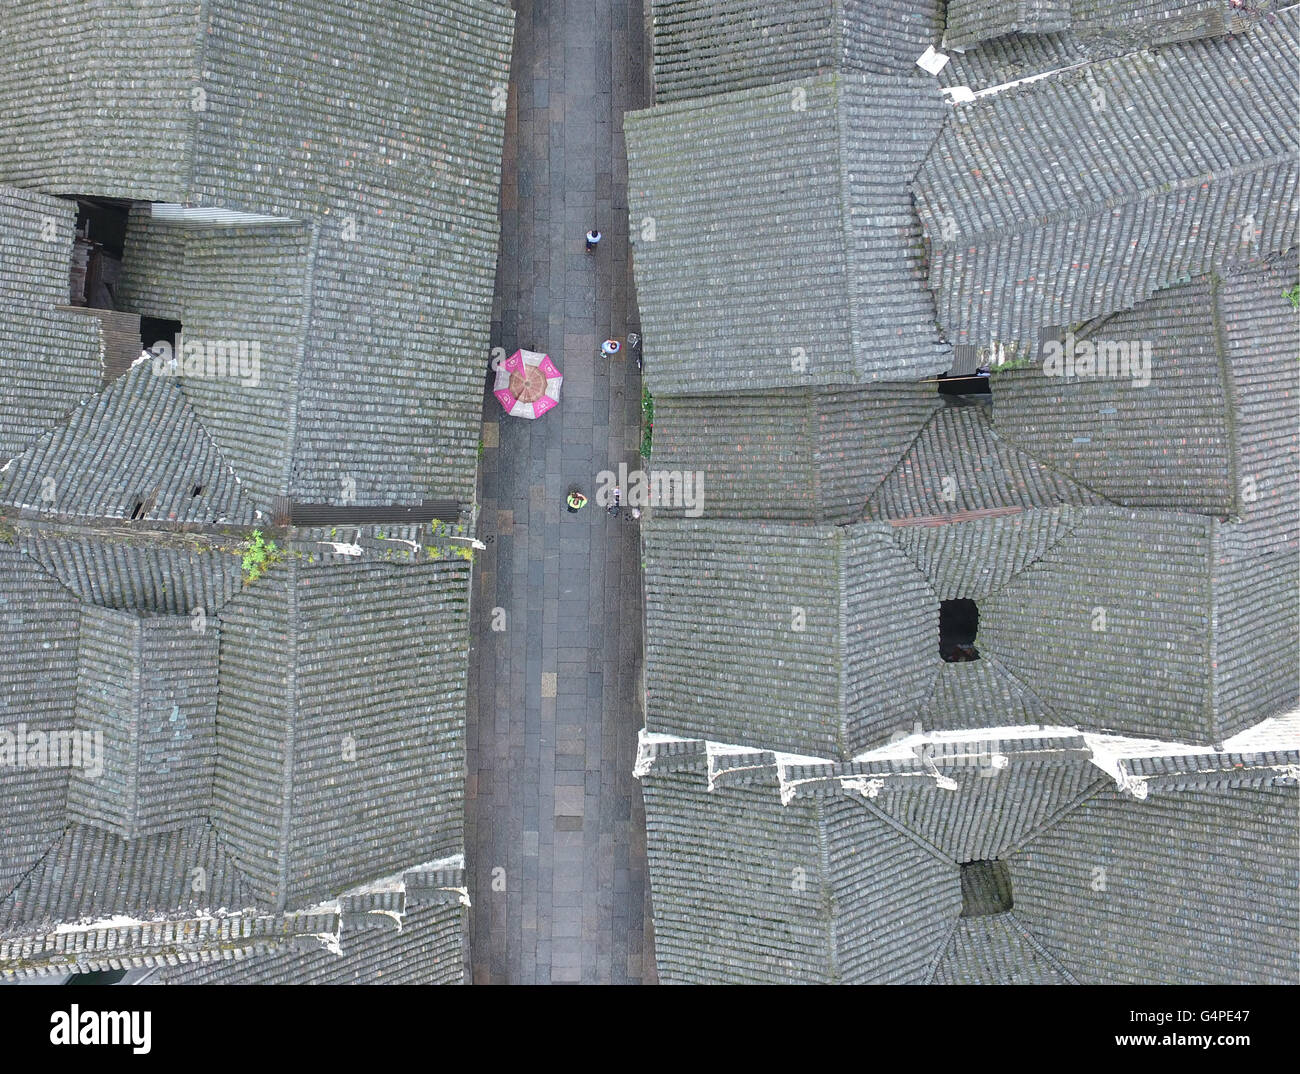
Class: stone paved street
465,0,656,984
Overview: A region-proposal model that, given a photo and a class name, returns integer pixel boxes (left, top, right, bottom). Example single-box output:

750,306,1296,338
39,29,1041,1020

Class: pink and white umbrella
493,348,561,419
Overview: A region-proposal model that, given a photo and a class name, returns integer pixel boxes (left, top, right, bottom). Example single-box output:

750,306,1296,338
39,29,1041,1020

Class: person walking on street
608,486,621,517
566,489,588,513
585,228,602,252
601,338,621,359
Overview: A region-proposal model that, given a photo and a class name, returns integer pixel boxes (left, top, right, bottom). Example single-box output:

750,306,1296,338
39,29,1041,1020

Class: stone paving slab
465,0,655,985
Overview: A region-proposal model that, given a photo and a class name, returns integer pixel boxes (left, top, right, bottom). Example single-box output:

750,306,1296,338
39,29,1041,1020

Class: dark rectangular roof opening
935,343,990,401
960,859,1013,917
940,598,980,662
69,198,130,309
141,317,182,357
936,374,990,399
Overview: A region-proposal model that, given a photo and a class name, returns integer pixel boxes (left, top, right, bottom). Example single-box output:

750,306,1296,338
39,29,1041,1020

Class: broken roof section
649,0,945,102
0,0,515,512
914,10,1298,347
635,720,1299,984
626,72,951,393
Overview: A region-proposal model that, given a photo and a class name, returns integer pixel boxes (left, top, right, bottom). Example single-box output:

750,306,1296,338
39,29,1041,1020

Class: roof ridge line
831,71,865,383
0,825,73,919
207,822,260,915
1002,772,1110,857
127,615,144,837
1205,518,1222,745
981,405,1118,506
1003,909,1079,985
928,152,1296,252
806,390,826,523
815,798,840,983
976,650,1068,732
863,406,945,519
856,795,951,866
274,565,300,912
281,222,322,500
922,916,960,985
1207,270,1242,518
834,527,850,758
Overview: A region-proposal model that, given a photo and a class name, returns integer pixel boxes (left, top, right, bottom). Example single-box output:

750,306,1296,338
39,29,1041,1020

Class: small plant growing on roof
987,354,1036,374
1285,283,1300,310
640,386,654,458
239,529,285,582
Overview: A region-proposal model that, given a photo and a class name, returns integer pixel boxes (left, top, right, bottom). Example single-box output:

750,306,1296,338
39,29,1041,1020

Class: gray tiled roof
938,30,1100,93
211,558,471,910
649,0,944,103
626,72,950,394
650,385,941,521
931,914,1072,983
1010,781,1298,983
946,0,1232,52
1,0,515,512
641,769,840,983
0,545,79,898
123,219,314,516
0,2,200,200
938,2,1272,92
946,1,1072,50
0,362,252,525
979,508,1298,743
0,546,475,978
1217,252,1300,548
870,757,1106,863
157,901,469,985
646,506,1296,753
0,2,505,983
867,406,1106,519
915,12,1298,346
643,519,937,756
0,187,103,460
638,734,1299,983
1069,0,1236,44
918,658,1049,731
892,504,1078,599
1,823,246,934
1,862,467,980
989,255,1300,544
19,534,244,616
1211,540,1299,741
66,607,220,839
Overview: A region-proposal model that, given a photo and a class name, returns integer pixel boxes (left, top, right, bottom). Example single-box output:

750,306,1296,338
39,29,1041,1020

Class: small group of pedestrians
567,226,641,523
